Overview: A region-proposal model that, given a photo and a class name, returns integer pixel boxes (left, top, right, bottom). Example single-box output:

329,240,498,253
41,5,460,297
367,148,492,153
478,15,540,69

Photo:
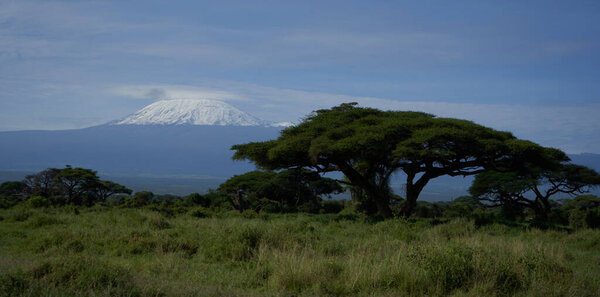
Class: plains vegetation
1,103,600,296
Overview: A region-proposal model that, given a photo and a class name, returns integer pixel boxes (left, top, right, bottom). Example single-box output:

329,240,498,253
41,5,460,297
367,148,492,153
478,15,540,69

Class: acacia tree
24,168,61,197
0,181,28,201
55,165,101,205
95,181,133,202
470,161,600,220
22,166,131,205
218,169,341,212
232,103,544,218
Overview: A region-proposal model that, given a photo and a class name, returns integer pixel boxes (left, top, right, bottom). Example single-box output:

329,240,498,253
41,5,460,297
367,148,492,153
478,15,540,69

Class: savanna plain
1,206,599,297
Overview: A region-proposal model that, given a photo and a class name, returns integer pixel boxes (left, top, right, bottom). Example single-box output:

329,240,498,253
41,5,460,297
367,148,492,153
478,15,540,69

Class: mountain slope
0,125,281,176
114,99,268,126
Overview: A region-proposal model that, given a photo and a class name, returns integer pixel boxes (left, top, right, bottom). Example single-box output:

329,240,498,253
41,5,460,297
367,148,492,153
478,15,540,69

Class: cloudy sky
1,0,599,153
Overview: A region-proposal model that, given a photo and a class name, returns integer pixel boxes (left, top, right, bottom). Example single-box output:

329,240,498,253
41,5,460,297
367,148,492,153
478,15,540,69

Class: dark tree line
2,166,131,206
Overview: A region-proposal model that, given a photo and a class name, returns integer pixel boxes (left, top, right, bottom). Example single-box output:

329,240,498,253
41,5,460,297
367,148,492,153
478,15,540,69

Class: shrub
26,196,51,208
189,207,211,218
129,191,154,207
586,208,600,228
569,209,588,230
184,193,211,207
241,209,260,219
321,200,344,214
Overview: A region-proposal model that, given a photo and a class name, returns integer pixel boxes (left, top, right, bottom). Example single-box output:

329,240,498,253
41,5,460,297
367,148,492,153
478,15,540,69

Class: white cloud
111,84,246,102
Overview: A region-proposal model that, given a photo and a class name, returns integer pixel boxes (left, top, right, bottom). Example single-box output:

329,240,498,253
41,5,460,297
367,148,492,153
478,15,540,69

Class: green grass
0,207,599,296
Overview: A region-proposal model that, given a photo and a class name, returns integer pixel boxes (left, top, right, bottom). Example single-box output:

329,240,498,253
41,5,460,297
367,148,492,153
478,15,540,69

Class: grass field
1,206,599,296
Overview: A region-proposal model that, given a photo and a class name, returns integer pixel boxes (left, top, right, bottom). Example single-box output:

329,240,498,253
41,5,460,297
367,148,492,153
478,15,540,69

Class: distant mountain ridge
112,99,292,127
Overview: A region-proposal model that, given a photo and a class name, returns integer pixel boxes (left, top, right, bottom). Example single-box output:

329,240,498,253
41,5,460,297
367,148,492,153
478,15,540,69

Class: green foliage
471,160,600,221
188,206,211,218
128,191,154,207
563,194,600,210
569,209,588,230
25,196,50,208
321,200,345,214
1,207,599,296
232,103,546,218
0,181,27,200
218,169,341,213
9,166,132,207
0,256,139,296
184,192,210,207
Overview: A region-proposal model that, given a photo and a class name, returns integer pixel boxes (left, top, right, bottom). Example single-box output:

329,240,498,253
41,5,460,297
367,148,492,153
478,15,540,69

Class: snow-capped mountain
113,99,291,127
0,99,289,185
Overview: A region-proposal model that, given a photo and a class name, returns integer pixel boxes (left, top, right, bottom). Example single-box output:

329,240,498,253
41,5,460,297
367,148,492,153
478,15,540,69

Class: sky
1,0,599,153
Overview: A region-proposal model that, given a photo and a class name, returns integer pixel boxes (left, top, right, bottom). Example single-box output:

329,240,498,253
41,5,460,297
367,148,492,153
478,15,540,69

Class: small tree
95,181,132,202
470,161,600,220
24,168,61,198
54,165,101,205
22,166,131,206
129,191,154,207
0,181,28,201
218,169,341,213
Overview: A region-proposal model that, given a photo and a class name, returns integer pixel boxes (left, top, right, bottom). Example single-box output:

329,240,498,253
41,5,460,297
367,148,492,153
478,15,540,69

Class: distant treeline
1,165,600,230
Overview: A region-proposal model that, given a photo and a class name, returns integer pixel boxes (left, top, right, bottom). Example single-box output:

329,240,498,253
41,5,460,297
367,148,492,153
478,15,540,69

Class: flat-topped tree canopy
232,103,554,218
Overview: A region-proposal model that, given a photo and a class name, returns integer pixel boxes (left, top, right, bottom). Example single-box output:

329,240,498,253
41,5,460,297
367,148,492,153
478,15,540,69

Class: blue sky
1,0,599,153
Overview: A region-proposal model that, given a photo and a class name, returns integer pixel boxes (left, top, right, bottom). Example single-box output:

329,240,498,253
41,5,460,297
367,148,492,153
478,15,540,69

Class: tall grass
0,207,599,296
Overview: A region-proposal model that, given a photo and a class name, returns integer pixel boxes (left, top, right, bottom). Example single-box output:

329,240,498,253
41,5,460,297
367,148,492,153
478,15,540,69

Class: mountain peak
114,99,280,127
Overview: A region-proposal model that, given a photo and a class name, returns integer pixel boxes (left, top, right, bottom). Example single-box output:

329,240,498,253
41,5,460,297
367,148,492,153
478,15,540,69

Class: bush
321,200,344,214
241,209,260,219
335,205,361,221
188,207,211,218
443,202,474,218
128,191,154,207
184,193,211,207
569,209,588,230
586,208,600,228
26,196,51,208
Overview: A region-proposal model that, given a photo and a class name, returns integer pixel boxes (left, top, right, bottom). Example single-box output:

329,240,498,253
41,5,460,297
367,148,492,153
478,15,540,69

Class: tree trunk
400,185,418,217
399,174,430,218
533,198,551,221
337,163,394,219
365,187,394,219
